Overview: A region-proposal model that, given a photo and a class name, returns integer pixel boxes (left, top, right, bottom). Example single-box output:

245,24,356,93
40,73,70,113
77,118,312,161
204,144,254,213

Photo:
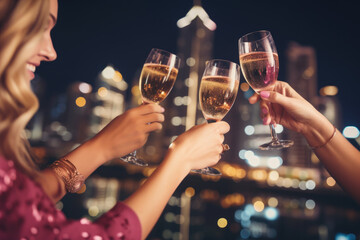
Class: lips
26,63,38,80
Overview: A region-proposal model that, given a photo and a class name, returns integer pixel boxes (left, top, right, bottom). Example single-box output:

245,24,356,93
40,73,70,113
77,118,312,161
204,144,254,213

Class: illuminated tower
138,0,217,165
165,0,216,142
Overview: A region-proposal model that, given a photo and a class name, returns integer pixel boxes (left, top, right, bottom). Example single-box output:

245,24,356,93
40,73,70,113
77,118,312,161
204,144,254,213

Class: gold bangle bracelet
50,158,85,193
309,125,337,150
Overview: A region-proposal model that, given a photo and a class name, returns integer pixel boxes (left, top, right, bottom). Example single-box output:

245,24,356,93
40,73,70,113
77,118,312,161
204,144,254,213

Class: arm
251,81,360,203
36,103,165,202
124,121,230,239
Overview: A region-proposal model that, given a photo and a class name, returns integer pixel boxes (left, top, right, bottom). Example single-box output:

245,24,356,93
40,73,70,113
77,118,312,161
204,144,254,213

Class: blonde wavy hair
0,0,49,176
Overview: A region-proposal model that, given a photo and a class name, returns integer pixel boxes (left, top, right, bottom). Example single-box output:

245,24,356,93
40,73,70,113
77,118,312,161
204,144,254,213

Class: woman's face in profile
26,0,58,82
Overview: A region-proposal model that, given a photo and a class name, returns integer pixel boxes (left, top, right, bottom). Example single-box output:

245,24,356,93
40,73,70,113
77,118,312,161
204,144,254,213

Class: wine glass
120,48,180,166
238,30,293,150
192,59,240,176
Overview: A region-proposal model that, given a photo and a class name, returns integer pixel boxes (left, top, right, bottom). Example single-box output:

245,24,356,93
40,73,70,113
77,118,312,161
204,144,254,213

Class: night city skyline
36,0,359,129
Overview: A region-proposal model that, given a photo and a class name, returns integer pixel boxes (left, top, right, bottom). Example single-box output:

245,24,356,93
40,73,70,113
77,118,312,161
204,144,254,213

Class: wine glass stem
269,124,280,143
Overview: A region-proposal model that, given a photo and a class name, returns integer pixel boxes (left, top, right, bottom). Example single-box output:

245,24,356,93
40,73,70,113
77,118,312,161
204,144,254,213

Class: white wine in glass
140,63,178,104
120,48,180,166
192,59,240,176
238,30,293,150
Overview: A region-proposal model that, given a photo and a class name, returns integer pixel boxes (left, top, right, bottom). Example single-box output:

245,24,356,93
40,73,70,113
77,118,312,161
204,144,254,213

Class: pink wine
140,63,178,103
199,76,239,121
240,52,279,93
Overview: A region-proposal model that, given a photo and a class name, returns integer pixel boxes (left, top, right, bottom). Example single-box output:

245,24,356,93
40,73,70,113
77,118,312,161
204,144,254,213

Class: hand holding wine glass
120,48,180,166
192,59,240,176
238,30,293,150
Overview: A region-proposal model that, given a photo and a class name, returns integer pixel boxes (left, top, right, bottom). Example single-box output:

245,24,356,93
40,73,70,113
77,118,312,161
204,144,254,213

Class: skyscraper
143,0,217,164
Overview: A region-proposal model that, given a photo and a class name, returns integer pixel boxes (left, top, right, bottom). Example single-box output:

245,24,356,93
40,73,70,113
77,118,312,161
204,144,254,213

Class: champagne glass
238,30,293,150
120,48,180,166
192,59,240,176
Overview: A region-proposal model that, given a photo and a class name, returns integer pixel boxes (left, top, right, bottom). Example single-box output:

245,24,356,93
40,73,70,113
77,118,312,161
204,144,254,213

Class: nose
39,35,57,62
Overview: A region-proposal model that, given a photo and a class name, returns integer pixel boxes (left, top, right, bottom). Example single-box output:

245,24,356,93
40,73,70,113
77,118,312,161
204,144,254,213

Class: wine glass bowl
140,49,180,104
192,59,240,176
239,52,278,93
238,30,293,150
120,48,180,166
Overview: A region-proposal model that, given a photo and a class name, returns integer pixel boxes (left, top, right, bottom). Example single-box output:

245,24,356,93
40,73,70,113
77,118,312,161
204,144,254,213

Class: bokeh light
217,218,228,228
343,126,360,139
253,200,265,212
101,66,115,79
185,187,195,197
326,177,336,187
320,85,338,96
98,87,108,97
75,97,86,107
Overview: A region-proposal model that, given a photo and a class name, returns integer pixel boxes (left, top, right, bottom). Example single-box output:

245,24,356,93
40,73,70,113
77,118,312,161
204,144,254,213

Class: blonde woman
251,81,360,203
0,0,230,239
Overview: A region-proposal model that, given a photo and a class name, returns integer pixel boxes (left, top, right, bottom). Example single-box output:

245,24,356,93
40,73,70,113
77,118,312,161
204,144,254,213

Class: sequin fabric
0,156,141,240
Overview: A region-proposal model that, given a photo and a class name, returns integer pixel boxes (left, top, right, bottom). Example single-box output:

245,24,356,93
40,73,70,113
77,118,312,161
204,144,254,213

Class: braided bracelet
309,125,337,150
50,158,85,193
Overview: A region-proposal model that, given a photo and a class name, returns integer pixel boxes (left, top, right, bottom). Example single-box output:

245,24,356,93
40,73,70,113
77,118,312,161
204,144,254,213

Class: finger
143,112,165,124
259,101,271,125
145,122,163,132
212,121,230,134
139,103,165,115
276,81,303,99
262,115,271,125
259,91,293,109
248,92,260,104
260,101,269,118
271,102,284,124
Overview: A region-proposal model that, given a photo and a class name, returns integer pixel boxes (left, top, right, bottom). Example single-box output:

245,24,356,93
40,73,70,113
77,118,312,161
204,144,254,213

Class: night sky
37,0,359,129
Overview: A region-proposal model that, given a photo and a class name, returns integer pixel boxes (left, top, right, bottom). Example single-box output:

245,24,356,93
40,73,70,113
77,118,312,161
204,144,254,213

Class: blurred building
285,42,318,168
285,42,342,182
90,65,128,136
65,82,93,143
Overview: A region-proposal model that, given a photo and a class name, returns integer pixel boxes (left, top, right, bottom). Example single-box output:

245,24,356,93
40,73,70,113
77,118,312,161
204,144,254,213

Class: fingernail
260,91,270,98
262,107,268,114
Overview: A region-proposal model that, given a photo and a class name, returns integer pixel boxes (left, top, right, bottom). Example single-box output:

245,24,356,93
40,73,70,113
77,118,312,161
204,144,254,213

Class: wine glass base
191,167,222,176
120,155,149,167
259,140,294,150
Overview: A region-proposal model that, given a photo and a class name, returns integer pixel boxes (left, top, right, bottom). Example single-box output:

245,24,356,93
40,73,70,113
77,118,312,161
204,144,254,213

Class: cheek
27,54,38,63
26,37,44,62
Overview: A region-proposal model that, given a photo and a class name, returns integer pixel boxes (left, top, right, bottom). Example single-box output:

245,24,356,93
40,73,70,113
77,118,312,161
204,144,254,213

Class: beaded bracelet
50,158,85,193
309,125,337,150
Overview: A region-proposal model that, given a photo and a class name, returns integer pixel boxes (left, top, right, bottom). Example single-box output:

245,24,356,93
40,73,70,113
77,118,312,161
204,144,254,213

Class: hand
166,121,230,173
90,103,165,162
249,81,324,135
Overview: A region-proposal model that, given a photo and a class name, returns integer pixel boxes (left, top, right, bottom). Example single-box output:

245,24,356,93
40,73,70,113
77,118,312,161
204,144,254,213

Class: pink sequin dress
0,156,141,240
